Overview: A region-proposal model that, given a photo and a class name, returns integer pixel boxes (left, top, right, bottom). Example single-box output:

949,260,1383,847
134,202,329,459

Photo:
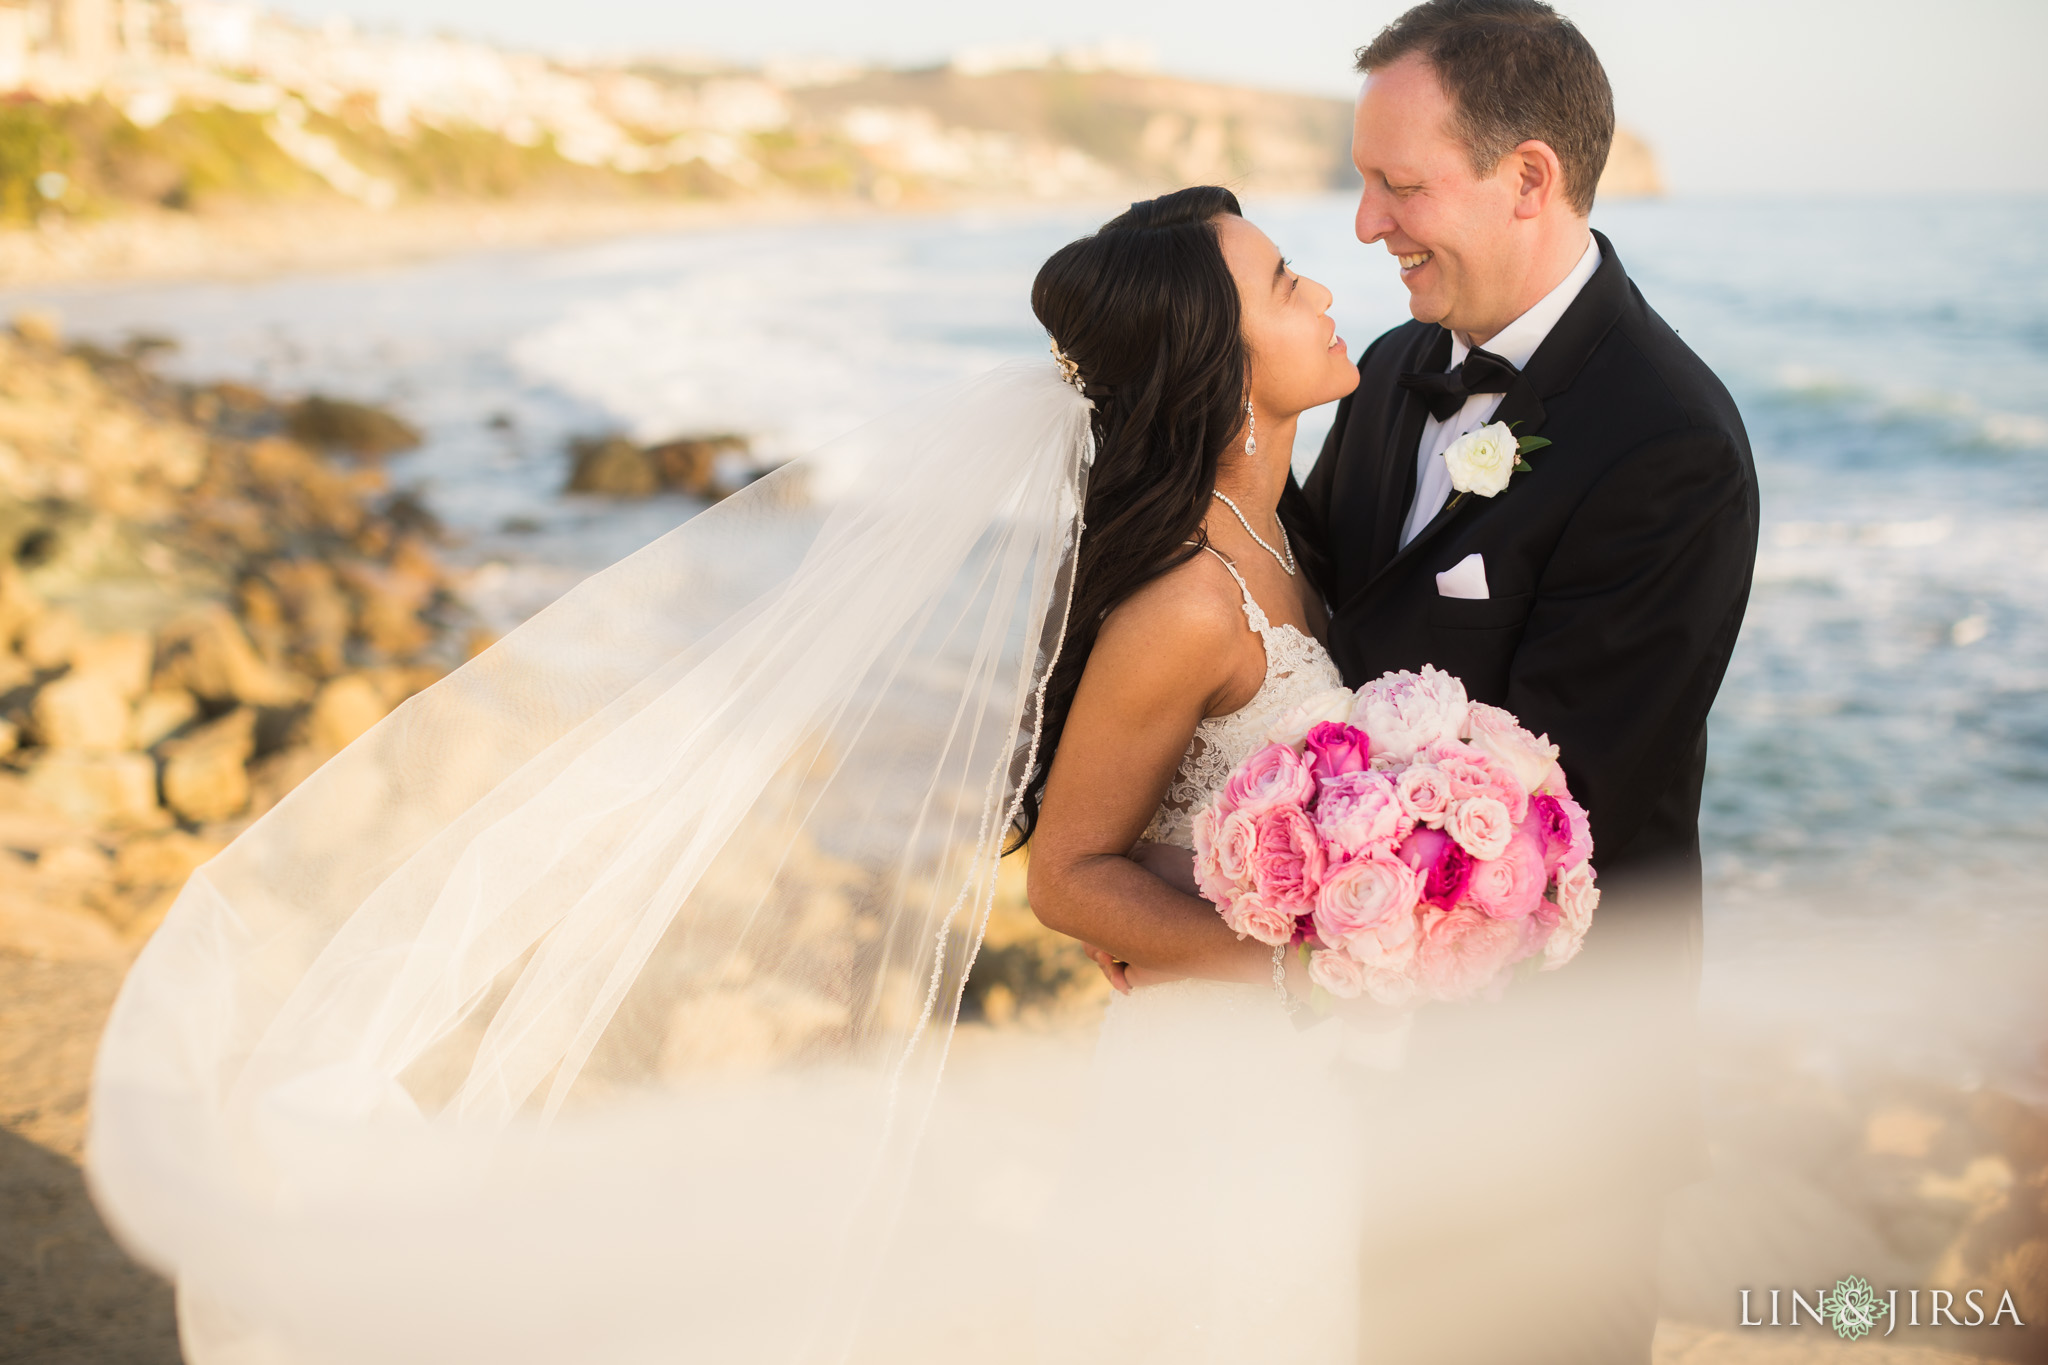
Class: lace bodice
1140,549,1343,849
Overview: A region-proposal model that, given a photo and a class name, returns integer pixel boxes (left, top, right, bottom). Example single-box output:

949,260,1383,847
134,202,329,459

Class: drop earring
1244,400,1257,458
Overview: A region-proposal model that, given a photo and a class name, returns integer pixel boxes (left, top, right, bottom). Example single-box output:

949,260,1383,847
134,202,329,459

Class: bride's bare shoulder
1087,552,1255,694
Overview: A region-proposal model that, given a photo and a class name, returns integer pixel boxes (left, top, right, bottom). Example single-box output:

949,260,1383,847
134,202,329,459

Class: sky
277,0,2048,196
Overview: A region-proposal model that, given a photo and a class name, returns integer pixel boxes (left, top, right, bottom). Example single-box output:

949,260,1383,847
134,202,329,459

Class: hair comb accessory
1049,335,1085,390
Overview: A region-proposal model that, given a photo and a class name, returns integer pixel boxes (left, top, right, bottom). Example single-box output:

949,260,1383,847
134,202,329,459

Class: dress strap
1194,545,1271,635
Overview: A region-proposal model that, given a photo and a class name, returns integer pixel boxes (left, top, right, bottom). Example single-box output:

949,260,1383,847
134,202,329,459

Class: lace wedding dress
1027,548,1380,1364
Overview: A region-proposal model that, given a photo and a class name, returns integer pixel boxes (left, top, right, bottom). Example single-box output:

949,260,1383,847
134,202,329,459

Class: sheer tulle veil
87,359,1096,1363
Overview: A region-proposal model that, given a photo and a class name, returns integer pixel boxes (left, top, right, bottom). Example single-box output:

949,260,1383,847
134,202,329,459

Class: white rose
1542,862,1599,970
1261,685,1356,749
1464,702,1560,795
1441,421,1520,498
1444,795,1513,862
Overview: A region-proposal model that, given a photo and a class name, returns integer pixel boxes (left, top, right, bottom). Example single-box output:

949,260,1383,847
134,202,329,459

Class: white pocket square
1435,552,1489,600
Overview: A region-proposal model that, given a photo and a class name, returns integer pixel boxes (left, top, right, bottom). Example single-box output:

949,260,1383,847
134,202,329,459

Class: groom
1286,2,1758,1362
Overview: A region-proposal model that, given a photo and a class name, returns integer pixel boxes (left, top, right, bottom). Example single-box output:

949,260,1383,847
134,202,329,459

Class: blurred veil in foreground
86,359,1097,1363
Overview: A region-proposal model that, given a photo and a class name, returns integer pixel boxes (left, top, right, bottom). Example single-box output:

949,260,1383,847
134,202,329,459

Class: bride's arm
1025,573,1280,990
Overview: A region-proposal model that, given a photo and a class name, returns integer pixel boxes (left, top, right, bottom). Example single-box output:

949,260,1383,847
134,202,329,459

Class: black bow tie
1397,347,1521,422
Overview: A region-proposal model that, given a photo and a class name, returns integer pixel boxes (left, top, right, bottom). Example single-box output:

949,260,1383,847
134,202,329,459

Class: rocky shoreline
0,313,471,957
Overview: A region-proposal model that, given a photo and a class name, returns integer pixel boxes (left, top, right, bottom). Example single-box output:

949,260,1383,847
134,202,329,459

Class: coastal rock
30,673,132,751
267,559,352,677
11,309,61,349
246,745,325,818
238,437,372,540
566,435,659,497
566,432,753,500
307,673,389,753
648,435,750,497
0,336,470,968
339,555,438,659
1597,128,1663,200
159,707,257,824
129,687,199,749
154,608,312,707
37,840,114,884
18,607,85,669
25,750,161,827
69,631,153,699
0,893,124,961
112,830,220,888
285,395,422,460
0,566,41,648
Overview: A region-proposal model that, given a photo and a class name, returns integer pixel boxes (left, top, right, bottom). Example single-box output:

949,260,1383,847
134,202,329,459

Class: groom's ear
1507,139,1571,221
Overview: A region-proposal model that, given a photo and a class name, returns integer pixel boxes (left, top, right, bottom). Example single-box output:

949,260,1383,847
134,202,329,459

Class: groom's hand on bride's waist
1081,941,1133,994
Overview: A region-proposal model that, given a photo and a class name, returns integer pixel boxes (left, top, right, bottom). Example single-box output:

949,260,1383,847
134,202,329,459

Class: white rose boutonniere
1441,421,1552,499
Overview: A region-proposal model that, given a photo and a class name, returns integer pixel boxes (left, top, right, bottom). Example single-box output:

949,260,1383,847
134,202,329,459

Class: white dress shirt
1399,236,1603,548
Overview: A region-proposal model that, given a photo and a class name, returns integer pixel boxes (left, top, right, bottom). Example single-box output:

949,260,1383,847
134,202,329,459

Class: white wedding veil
87,359,1095,1364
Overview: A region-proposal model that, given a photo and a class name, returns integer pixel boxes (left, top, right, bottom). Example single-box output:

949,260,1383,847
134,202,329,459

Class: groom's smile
1349,47,1592,348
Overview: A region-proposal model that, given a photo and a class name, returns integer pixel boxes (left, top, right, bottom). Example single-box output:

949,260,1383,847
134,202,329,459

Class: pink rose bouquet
1191,664,1598,1007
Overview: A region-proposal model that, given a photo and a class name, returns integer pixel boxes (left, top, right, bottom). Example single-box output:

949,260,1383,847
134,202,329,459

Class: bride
90,187,1388,1364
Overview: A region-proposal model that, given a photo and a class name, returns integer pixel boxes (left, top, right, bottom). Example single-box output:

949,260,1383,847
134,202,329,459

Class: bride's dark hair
1012,185,1247,847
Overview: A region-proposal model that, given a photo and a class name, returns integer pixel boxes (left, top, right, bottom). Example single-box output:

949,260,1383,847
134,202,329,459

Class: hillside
0,13,1663,285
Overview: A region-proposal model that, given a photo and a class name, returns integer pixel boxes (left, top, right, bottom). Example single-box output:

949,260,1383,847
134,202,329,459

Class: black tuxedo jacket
1289,231,1759,1204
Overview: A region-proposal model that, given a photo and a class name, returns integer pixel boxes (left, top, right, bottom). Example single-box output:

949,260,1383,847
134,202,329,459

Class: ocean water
7,194,2045,1094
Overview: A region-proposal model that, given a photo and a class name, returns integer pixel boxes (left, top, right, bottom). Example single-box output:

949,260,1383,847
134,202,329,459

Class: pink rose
1312,769,1412,859
1527,793,1571,873
1393,762,1455,828
1193,804,1261,905
1220,887,1297,947
1249,804,1324,915
1311,852,1419,950
1431,745,1528,824
1528,793,1591,873
1520,899,1562,959
1444,796,1513,861
1395,826,1475,911
1302,721,1372,785
1194,805,1259,894
1223,742,1316,818
1413,902,1527,1002
1307,947,1366,999
1348,665,1469,766
1464,824,1547,921
1463,702,1560,795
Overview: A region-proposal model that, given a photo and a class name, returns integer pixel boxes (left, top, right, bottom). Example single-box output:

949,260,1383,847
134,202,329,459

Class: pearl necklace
1210,490,1297,577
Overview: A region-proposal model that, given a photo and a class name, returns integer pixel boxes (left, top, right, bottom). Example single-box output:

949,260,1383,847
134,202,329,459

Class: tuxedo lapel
1356,377,1550,599
1366,328,1450,578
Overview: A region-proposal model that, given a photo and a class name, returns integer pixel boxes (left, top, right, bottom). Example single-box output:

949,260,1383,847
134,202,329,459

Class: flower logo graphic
1820,1275,1889,1340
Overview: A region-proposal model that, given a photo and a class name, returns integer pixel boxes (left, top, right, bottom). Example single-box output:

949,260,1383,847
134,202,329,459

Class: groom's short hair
1357,0,1613,215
